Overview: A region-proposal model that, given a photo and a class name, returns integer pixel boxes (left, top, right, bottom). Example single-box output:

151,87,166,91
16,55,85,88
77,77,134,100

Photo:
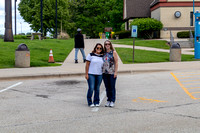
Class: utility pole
4,0,14,42
41,0,43,37
55,0,58,39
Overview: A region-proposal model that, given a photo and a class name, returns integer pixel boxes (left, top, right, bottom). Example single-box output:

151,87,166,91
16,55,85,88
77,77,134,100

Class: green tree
108,0,124,32
68,0,124,38
18,0,124,38
18,0,70,36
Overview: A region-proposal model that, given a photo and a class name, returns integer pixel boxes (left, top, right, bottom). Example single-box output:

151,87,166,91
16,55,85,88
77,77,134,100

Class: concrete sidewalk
0,39,199,80
113,44,194,55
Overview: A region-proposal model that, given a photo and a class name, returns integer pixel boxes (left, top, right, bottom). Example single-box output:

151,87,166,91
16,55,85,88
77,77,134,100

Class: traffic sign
131,25,138,38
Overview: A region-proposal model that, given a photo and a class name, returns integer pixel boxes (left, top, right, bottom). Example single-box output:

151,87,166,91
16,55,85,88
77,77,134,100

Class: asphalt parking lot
0,71,200,133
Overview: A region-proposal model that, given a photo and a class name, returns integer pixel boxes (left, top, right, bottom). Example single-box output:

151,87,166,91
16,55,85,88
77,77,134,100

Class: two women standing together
85,40,118,108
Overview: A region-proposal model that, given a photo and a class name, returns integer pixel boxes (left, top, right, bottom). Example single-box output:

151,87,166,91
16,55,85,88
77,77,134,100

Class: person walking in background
103,40,118,107
85,43,104,107
74,28,86,63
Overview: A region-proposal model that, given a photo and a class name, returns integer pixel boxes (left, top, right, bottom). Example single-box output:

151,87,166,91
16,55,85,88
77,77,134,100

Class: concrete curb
0,69,170,81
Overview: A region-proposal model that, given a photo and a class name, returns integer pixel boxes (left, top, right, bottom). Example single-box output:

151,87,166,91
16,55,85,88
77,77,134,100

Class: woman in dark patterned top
103,40,118,107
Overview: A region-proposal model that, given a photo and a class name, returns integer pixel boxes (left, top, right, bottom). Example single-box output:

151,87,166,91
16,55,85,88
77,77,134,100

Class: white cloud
0,0,32,35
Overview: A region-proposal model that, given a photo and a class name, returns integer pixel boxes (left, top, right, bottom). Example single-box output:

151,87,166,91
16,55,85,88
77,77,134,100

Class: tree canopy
18,0,124,37
18,0,70,36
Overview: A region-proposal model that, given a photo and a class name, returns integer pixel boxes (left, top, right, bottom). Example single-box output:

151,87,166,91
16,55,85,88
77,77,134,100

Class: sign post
131,25,138,62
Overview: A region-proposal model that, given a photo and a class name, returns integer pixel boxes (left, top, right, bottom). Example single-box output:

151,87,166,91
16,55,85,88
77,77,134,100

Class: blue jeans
103,74,117,103
75,48,86,60
87,74,103,105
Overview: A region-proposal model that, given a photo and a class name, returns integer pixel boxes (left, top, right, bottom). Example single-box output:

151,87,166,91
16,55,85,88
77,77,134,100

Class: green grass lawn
115,48,196,64
111,38,170,49
0,39,74,68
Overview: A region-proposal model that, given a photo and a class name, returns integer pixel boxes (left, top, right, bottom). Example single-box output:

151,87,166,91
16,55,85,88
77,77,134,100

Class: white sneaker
109,102,115,107
95,104,100,107
105,101,110,107
89,104,95,107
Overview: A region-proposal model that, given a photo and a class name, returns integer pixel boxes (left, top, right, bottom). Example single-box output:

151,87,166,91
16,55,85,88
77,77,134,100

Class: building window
190,12,193,26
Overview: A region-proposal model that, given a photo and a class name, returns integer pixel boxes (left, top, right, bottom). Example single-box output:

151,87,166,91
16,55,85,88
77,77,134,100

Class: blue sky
0,0,32,35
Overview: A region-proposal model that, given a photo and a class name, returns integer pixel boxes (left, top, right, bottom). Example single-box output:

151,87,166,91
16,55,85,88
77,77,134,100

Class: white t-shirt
86,53,103,75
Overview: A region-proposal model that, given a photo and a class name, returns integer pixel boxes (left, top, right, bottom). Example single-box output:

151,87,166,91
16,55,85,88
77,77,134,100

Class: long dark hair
92,43,104,54
104,40,114,53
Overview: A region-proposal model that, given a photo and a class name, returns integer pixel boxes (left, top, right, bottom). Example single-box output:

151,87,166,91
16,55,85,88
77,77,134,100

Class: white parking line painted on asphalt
0,82,23,93
91,90,106,112
100,90,106,104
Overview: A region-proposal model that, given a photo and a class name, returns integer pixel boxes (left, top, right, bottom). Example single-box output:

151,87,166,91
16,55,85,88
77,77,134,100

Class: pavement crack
113,102,200,119
11,89,49,99
11,89,32,95
155,102,197,110
154,111,200,120
129,102,200,112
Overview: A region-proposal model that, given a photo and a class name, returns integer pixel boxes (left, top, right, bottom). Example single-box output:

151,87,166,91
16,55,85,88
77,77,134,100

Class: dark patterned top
103,51,115,74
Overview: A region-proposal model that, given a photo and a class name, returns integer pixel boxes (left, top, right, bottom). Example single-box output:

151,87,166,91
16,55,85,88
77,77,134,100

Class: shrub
14,35,28,39
13,35,41,39
113,30,131,39
121,23,125,31
130,18,163,39
177,31,194,38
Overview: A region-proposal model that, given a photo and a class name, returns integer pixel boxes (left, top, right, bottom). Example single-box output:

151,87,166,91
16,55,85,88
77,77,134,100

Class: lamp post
4,0,14,42
40,0,43,36
55,0,57,39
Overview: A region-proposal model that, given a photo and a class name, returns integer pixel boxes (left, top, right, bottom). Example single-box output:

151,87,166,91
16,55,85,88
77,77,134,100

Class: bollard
15,44,30,68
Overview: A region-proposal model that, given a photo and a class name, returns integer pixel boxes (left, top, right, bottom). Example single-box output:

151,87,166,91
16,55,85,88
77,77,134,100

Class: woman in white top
85,43,104,107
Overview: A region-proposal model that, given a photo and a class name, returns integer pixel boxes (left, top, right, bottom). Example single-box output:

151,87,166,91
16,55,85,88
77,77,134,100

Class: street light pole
55,0,57,39
4,0,14,42
15,0,17,36
41,0,43,37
